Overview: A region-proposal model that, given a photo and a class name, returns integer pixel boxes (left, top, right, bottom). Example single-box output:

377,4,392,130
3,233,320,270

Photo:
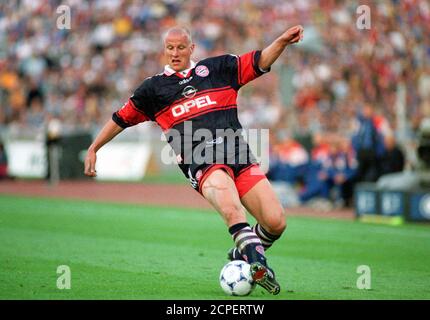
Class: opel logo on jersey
182,85,197,98
172,95,217,117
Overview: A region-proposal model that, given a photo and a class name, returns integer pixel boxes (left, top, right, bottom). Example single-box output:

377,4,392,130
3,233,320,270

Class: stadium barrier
95,141,152,181
5,138,47,179
4,129,152,181
354,182,430,223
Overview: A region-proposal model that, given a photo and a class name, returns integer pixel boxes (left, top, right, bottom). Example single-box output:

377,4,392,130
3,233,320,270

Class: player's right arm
84,119,124,177
84,81,153,177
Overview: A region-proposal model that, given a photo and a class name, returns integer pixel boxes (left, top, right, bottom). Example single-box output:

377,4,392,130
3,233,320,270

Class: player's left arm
258,25,304,71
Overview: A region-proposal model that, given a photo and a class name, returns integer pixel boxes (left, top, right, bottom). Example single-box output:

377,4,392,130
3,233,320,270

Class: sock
229,222,266,266
252,223,281,251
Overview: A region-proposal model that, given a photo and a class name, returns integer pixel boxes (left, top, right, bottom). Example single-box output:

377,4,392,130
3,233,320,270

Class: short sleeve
112,98,150,128
112,79,153,128
216,50,270,89
236,50,270,86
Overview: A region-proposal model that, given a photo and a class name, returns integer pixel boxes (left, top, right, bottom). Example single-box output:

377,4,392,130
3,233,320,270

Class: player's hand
280,25,304,46
84,148,97,177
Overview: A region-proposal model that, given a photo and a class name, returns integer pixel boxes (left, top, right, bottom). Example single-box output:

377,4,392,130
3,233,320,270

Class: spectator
299,133,331,203
300,135,357,207
380,135,405,176
328,137,358,207
267,135,309,186
351,105,385,182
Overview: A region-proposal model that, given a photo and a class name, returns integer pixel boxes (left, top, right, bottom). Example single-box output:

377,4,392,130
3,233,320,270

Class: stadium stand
0,0,429,208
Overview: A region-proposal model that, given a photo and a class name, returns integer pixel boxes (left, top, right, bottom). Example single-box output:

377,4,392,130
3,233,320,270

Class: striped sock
229,222,266,266
252,223,281,251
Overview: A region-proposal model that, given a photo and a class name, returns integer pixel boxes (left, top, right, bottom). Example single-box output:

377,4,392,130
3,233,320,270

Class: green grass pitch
1,194,429,300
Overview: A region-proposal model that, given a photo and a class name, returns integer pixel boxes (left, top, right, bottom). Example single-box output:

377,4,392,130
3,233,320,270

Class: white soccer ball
219,260,256,296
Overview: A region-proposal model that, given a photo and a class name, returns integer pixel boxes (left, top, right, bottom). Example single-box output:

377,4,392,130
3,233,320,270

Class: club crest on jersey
195,65,209,77
182,85,197,98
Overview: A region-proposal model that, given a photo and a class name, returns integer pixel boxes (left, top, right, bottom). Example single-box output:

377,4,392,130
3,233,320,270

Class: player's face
164,33,195,72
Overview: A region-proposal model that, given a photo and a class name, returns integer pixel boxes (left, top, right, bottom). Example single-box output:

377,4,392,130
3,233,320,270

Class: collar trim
164,60,197,77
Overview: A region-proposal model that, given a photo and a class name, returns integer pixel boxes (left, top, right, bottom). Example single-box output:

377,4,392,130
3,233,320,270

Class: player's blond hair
162,26,193,45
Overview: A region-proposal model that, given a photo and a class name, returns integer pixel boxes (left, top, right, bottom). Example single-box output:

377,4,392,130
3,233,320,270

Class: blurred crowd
267,107,406,209
0,0,429,203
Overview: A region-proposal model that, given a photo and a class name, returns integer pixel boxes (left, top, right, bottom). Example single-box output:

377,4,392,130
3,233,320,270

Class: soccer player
84,25,304,295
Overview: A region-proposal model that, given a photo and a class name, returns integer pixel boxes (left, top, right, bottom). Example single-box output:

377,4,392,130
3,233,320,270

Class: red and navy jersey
113,50,269,193
112,50,269,137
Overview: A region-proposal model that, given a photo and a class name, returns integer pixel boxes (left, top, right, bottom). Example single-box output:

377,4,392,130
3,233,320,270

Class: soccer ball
219,260,256,296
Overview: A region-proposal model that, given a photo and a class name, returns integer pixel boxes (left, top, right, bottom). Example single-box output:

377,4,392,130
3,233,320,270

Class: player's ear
190,43,195,54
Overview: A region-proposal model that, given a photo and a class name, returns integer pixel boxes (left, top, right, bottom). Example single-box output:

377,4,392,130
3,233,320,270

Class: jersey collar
164,60,196,78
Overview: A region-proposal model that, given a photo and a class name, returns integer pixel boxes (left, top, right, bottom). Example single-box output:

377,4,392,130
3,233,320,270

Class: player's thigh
201,169,246,226
240,178,286,234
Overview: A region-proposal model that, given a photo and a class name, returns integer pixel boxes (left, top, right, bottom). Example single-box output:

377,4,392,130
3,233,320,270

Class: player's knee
264,208,287,236
201,170,245,224
267,218,286,236
219,203,245,223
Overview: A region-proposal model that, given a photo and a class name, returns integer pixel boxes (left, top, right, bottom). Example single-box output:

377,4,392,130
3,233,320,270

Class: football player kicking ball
84,25,304,295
